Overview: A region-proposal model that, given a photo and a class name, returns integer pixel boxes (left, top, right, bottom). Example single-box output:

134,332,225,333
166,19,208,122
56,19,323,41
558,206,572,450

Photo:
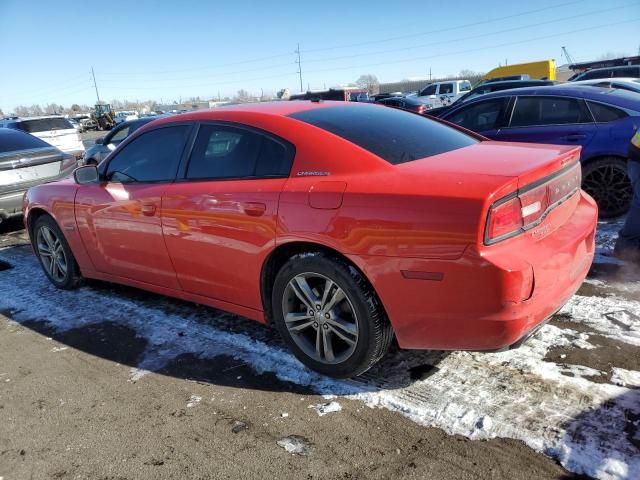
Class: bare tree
71,104,81,112
458,69,484,84
44,103,63,115
29,104,43,116
235,89,252,103
14,105,29,117
355,74,380,95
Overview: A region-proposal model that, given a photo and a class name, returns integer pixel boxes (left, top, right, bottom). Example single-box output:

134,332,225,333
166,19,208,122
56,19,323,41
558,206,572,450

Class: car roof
476,80,554,89
458,85,640,110
4,115,67,121
144,100,357,128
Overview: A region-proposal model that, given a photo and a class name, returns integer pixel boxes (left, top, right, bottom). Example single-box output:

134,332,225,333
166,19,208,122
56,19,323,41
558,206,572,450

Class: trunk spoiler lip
0,147,64,172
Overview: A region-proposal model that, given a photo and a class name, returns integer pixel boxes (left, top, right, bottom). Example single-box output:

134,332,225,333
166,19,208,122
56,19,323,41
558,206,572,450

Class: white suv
412,80,472,109
0,116,85,159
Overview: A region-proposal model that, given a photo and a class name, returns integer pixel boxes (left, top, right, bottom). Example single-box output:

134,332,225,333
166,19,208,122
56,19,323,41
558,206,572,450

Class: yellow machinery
482,60,557,82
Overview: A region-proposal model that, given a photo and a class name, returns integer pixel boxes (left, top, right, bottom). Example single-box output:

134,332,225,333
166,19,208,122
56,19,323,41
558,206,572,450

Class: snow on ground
0,221,638,480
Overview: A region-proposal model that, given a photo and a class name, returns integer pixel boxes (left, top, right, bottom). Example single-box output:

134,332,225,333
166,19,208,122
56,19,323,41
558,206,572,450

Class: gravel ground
0,213,637,480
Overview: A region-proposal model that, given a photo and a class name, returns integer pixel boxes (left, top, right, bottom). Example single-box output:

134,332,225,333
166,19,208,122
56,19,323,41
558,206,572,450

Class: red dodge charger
23,101,597,377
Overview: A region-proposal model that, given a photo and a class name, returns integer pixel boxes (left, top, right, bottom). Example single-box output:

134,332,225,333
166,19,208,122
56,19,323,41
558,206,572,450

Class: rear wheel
582,157,631,219
33,215,82,290
272,252,393,378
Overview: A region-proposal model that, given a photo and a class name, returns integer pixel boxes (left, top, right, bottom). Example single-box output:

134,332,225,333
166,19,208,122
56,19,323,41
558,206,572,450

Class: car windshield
289,104,477,165
17,118,74,132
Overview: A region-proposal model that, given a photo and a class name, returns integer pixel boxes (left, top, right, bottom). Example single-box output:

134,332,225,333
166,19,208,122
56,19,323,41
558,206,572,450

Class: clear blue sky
1,0,639,112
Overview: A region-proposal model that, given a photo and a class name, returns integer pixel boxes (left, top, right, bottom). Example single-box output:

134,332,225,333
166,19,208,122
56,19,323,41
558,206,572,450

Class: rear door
493,96,597,149
161,122,294,310
75,124,192,287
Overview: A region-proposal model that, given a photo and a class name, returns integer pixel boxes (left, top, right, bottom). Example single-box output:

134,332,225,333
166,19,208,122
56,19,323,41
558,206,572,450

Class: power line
96,4,633,90
300,0,587,54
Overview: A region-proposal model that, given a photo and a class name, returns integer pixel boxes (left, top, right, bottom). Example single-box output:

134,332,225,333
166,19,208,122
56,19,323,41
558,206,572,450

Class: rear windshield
17,118,74,133
289,104,477,165
0,129,50,153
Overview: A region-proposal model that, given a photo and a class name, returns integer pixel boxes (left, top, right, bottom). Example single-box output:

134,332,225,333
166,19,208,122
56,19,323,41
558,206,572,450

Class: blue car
440,85,640,218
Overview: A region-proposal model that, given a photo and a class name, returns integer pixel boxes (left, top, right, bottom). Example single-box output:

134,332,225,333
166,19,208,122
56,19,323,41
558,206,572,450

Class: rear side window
0,129,50,153
17,118,74,133
510,97,591,127
289,104,477,165
439,83,454,94
106,125,190,183
587,101,628,122
445,98,510,132
186,124,293,180
613,67,639,78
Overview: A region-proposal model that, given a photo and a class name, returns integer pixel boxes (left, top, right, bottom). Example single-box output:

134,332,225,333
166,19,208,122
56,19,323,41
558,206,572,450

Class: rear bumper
349,190,597,350
0,190,25,220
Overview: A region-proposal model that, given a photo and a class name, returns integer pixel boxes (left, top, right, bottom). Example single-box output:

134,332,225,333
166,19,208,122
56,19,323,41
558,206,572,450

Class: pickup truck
410,80,472,109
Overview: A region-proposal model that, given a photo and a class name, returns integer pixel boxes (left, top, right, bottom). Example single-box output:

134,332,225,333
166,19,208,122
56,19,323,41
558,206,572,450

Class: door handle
141,203,157,216
565,134,587,141
243,202,266,217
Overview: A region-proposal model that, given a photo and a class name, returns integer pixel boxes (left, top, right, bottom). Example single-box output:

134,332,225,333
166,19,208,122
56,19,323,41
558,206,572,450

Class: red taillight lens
487,197,523,241
485,163,581,244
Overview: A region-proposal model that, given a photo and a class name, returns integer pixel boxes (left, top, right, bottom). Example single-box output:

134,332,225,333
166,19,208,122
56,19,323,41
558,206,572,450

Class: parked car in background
80,118,98,131
569,65,640,81
0,116,85,159
24,101,596,377
570,78,640,94
83,116,162,165
411,80,472,108
114,111,139,125
0,128,77,222
376,95,428,114
68,118,82,133
370,92,403,102
428,80,557,117
440,86,640,218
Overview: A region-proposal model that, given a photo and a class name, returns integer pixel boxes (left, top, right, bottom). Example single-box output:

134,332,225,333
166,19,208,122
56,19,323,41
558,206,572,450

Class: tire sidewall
582,157,631,219
33,216,79,289
272,254,379,378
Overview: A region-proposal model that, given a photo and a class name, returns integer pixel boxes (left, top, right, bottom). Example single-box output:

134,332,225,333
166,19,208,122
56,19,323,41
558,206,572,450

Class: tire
582,157,631,219
32,215,83,290
272,252,393,378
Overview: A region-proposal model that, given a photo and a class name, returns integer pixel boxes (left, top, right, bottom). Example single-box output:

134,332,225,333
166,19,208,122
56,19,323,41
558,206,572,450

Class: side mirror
74,165,99,184
95,137,104,145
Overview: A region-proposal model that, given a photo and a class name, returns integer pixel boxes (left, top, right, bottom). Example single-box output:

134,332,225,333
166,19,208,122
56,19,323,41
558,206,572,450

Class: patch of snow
610,368,640,388
280,412,289,418
1,247,639,479
309,401,342,416
128,367,151,382
186,395,202,408
51,346,68,352
277,435,311,455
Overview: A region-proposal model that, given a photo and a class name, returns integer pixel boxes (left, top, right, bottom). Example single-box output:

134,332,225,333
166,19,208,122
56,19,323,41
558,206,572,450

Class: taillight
485,162,581,244
487,197,523,240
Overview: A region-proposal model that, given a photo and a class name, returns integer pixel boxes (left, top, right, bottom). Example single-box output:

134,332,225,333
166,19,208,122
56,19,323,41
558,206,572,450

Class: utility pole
90,66,100,103
295,43,303,92
429,67,432,81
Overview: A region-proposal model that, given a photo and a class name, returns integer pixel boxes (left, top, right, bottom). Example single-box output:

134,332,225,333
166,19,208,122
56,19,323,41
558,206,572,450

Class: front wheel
582,157,631,219
272,252,393,378
33,215,83,289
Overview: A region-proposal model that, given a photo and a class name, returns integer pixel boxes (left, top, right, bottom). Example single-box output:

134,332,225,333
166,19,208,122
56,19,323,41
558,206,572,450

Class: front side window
587,101,628,122
186,124,293,180
446,98,510,132
439,83,454,95
420,85,437,96
510,97,591,127
105,125,189,183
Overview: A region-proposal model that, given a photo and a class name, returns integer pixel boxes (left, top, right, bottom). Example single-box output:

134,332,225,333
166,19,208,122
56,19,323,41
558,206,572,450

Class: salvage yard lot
0,219,638,480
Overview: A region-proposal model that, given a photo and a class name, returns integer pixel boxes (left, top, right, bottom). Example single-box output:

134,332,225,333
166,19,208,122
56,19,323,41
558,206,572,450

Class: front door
75,124,192,288
161,122,295,310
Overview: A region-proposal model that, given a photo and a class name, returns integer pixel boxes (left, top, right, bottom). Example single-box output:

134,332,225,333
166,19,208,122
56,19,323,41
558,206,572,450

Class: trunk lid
0,147,64,188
